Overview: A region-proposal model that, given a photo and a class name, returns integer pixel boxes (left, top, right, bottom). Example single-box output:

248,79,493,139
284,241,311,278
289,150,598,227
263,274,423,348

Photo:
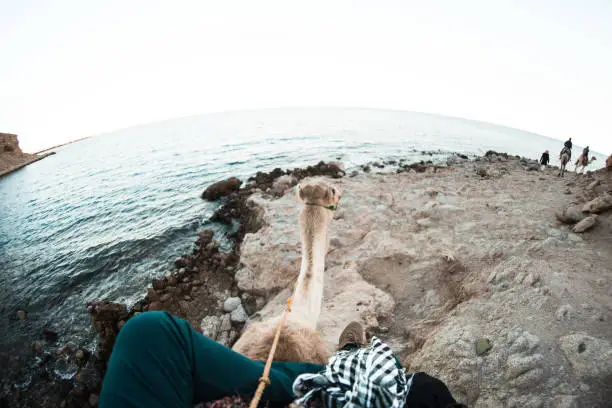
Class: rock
587,180,600,190
42,328,59,341
219,314,232,332
147,288,160,301
31,340,44,354
223,297,242,313
75,367,101,390
555,304,574,321
88,393,100,407
350,170,359,177
174,257,187,268
148,301,162,311
549,395,579,408
16,309,27,320
555,205,586,225
217,331,230,346
152,278,166,291
183,295,192,301
75,349,88,362
572,215,598,233
200,316,221,339
230,305,248,323
271,175,297,196
581,194,612,214
558,333,612,381
167,275,178,286
202,177,242,201
475,338,492,356
476,167,489,178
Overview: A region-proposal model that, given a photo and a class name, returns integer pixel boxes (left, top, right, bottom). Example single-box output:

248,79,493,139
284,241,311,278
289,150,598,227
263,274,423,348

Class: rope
248,297,294,408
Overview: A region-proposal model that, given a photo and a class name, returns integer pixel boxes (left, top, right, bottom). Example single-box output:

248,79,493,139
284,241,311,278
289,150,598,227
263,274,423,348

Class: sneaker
337,321,366,351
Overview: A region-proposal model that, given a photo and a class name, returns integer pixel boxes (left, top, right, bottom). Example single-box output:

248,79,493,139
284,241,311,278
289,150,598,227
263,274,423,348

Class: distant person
539,150,550,166
561,138,572,160
582,146,590,163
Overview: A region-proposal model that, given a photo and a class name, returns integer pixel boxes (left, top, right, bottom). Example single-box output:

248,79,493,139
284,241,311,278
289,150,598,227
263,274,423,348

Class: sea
0,108,606,384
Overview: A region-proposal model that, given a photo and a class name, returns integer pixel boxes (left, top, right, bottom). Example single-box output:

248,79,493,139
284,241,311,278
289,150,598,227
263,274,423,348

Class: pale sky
1,0,611,153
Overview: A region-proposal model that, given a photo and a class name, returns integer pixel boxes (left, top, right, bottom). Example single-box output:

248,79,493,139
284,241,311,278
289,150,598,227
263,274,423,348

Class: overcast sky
1,0,611,153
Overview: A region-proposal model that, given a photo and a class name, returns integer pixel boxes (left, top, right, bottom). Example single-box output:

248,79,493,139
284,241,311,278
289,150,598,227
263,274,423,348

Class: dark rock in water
458,154,468,160
31,340,44,354
373,161,384,168
201,177,242,201
248,167,285,186
361,165,371,173
75,367,101,391
174,257,188,268
42,328,59,342
75,348,90,364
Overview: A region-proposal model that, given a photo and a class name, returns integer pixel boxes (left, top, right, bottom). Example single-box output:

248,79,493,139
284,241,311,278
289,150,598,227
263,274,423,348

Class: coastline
3,155,611,407
0,152,56,178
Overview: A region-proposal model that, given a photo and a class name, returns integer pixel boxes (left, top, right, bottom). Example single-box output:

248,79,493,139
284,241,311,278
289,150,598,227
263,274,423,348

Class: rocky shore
0,133,54,178
3,154,611,407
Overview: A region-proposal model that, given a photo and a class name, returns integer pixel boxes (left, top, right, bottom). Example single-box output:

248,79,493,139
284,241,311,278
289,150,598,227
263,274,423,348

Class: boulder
581,194,612,214
572,215,597,233
556,205,586,225
200,316,221,339
223,297,242,313
201,177,242,201
230,305,248,323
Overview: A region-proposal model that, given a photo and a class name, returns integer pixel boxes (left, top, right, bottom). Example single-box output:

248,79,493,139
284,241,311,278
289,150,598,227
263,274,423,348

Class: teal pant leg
100,311,322,408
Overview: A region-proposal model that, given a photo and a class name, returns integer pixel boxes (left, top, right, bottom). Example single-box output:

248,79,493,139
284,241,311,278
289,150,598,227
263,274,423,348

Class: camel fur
232,179,340,364
575,155,596,174
558,151,570,177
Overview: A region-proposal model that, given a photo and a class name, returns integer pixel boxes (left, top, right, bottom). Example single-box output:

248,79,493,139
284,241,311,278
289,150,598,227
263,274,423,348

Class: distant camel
232,179,340,364
575,155,597,174
558,151,570,177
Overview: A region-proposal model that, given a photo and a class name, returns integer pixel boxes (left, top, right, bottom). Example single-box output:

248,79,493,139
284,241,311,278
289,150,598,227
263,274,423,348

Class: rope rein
248,201,336,408
248,297,294,408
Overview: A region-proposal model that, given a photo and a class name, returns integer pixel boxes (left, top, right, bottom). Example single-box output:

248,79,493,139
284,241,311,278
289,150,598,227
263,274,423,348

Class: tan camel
232,179,340,364
558,151,570,177
575,155,597,174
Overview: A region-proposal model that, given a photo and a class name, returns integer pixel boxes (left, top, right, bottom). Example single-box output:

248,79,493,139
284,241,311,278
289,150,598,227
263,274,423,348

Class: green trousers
100,311,323,408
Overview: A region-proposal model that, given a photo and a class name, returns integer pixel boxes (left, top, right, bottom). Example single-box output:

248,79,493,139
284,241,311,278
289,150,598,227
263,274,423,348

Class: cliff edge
0,133,50,177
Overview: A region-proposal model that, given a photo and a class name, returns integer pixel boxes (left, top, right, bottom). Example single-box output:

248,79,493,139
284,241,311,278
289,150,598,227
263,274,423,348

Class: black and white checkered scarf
292,337,412,408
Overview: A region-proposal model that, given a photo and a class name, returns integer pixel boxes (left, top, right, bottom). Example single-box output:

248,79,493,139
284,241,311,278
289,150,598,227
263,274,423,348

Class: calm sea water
0,108,605,380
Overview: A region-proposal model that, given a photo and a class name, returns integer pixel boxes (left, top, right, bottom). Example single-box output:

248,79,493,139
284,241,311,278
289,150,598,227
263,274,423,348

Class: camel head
296,180,341,211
